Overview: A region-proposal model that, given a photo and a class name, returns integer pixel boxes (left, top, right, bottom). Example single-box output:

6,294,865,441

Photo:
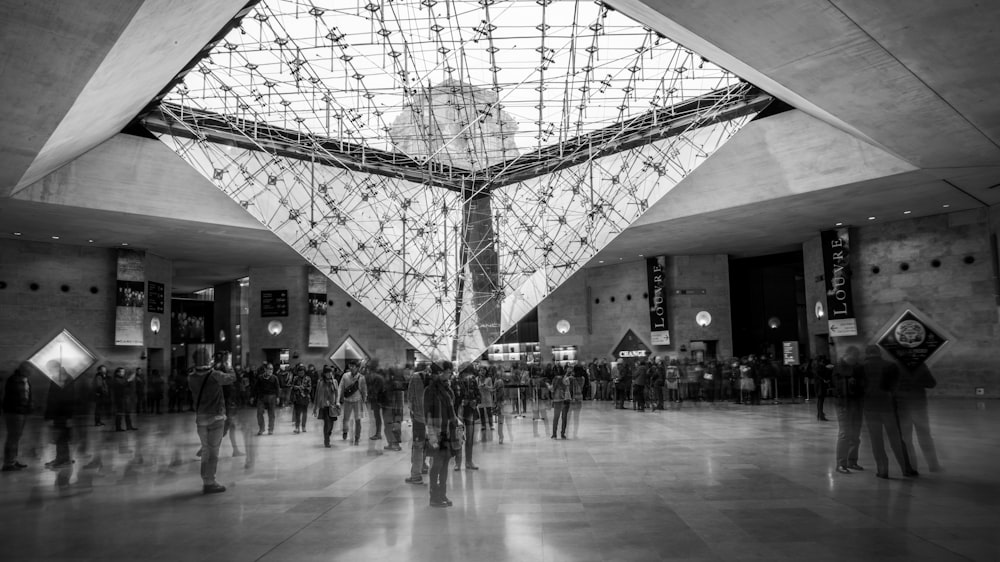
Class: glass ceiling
148,0,770,362
165,0,742,169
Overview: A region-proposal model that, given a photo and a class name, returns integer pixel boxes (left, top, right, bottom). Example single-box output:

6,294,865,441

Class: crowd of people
1,347,943,499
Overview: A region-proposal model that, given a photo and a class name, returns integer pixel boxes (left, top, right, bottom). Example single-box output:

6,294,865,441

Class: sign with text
877,310,948,369
147,280,165,314
307,271,328,347
646,256,670,346
820,228,858,336
261,289,289,317
612,329,652,360
782,341,800,366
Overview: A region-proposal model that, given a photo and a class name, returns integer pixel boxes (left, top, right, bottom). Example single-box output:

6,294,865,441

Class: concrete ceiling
2,0,999,292
0,0,248,196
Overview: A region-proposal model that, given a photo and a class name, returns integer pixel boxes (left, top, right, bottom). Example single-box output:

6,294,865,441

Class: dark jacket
3,372,33,415
255,373,280,397
188,365,235,425
833,361,866,400
862,356,898,411
424,379,457,450
634,364,649,386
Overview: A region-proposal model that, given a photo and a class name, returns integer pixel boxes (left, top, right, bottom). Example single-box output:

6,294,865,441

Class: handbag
451,422,466,451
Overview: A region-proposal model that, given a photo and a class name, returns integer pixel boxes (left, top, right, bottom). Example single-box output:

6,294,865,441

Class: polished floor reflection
1,399,997,561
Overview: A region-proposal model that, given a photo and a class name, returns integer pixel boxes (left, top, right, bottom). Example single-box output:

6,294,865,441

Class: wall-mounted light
150,317,161,335
695,311,712,327
814,301,825,320
556,319,571,334
768,317,781,329
219,330,227,342
268,320,283,336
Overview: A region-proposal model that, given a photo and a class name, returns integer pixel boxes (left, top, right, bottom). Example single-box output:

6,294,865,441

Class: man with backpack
339,364,367,445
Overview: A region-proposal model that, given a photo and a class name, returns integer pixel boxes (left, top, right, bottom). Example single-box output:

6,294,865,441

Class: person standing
254,363,279,435
833,346,866,474
477,370,495,432
147,369,165,415
188,353,236,494
549,371,570,439
861,346,914,479
313,368,340,448
339,365,367,445
383,367,405,451
406,365,432,485
649,357,665,409
494,371,507,444
111,368,138,431
425,361,458,507
44,360,82,470
451,367,480,470
366,365,386,442
134,367,147,415
93,365,110,426
291,366,312,434
665,359,681,403
2,367,32,471
633,360,649,412
896,362,942,474
814,355,832,421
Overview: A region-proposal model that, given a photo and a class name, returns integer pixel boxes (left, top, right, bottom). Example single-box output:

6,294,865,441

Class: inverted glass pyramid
145,0,769,361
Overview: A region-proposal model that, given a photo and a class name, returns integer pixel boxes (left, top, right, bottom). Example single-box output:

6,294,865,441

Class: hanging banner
646,256,670,345
307,270,329,348
115,249,145,346
877,310,948,369
820,228,858,337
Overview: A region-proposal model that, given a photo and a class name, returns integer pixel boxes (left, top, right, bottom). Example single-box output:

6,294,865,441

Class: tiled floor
1,398,997,561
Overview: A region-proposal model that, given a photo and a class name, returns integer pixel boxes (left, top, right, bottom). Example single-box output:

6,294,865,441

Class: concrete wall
538,255,732,362
0,239,172,401
247,266,411,368
803,209,1000,396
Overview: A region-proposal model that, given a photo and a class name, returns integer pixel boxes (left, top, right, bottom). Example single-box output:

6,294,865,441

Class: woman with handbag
313,369,341,448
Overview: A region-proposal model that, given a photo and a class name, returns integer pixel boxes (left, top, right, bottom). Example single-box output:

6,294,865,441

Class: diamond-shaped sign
28,329,97,387
877,310,947,370
330,336,369,370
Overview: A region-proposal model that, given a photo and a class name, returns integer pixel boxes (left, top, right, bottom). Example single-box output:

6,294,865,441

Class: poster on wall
646,256,670,345
820,228,858,337
114,249,145,346
171,299,215,344
612,329,652,361
261,290,289,317
307,270,329,347
877,309,948,370
147,281,165,314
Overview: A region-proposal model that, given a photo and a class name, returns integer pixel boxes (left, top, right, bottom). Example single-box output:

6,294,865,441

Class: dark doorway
729,251,807,359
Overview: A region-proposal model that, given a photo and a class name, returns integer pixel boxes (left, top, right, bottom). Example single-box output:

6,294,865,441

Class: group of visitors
829,345,941,479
